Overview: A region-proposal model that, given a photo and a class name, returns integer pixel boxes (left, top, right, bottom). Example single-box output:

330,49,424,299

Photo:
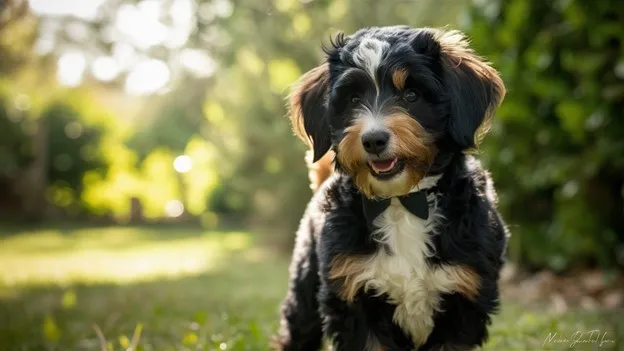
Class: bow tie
361,190,429,231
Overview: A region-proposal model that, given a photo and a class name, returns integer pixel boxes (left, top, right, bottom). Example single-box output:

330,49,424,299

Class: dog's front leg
319,285,412,351
275,225,323,351
319,289,377,351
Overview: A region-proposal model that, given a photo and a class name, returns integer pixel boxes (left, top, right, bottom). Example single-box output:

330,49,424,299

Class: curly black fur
276,26,510,351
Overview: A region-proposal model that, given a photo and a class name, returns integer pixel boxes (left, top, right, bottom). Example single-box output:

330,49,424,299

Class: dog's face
290,26,505,198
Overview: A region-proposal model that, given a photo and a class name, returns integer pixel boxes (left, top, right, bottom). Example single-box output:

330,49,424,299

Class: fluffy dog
275,26,510,351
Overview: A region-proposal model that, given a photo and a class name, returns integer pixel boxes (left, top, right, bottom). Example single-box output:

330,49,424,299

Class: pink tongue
372,159,395,172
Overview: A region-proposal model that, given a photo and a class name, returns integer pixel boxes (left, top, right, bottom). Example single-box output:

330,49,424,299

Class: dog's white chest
363,197,454,346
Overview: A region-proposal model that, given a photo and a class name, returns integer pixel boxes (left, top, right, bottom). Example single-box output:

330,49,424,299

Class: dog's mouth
368,158,404,179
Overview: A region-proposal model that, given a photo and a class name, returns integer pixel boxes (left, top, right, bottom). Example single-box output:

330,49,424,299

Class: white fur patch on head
352,37,389,91
357,108,386,136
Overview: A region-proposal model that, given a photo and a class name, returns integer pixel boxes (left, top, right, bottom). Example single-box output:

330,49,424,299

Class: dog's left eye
403,89,420,103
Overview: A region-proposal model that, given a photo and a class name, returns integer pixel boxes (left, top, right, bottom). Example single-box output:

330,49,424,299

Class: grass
0,225,622,351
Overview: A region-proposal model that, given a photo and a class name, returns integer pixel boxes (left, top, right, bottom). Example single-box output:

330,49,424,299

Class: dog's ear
289,62,332,162
436,30,506,150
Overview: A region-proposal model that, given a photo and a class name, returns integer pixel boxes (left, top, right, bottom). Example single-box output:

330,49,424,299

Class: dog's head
289,26,505,198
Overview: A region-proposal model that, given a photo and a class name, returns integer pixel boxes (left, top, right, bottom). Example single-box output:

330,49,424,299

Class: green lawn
0,226,621,351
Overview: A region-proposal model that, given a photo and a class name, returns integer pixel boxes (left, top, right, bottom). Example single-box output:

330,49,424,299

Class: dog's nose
361,130,390,154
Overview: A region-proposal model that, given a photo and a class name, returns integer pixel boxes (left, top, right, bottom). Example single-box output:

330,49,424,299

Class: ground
0,225,621,351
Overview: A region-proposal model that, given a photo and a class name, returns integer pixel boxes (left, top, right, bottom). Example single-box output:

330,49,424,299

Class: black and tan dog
275,26,510,351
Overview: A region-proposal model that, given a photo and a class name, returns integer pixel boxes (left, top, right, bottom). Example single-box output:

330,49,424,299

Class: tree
27,0,466,231
0,0,27,32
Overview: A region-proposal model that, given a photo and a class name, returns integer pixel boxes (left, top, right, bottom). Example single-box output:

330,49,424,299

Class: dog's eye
403,89,420,103
349,94,361,104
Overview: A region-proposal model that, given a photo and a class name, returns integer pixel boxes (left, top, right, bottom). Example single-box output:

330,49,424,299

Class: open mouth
368,158,404,179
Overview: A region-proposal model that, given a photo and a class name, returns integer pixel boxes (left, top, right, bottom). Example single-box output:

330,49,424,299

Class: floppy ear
289,62,332,162
436,30,506,150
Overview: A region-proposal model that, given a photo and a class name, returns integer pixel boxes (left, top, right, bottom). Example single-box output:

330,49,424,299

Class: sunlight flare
0,229,252,286
125,59,170,95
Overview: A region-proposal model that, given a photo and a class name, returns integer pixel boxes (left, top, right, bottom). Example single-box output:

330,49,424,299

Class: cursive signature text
543,330,616,348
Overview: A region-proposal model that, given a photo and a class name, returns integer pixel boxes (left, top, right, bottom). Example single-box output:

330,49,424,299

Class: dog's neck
408,174,442,193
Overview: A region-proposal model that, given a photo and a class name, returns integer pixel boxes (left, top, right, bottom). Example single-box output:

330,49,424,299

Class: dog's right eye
403,89,420,103
349,94,361,104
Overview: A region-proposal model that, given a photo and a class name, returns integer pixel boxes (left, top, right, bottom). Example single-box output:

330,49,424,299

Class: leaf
194,311,208,324
130,323,143,350
264,156,282,174
555,101,586,142
119,334,130,349
328,0,347,22
61,289,77,309
274,0,297,13
183,331,198,346
43,315,61,342
236,48,264,76
267,59,301,94
203,101,226,125
292,13,311,36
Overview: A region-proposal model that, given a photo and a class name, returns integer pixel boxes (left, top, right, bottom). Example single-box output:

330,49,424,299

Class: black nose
361,130,390,154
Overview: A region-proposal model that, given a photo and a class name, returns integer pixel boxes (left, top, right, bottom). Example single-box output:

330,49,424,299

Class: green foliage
44,103,106,205
121,0,469,233
0,0,465,229
2,0,621,269
208,182,250,215
127,80,209,161
0,95,31,175
0,89,112,216
466,0,624,270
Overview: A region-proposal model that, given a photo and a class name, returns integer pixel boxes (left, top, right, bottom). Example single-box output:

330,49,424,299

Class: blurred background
0,0,622,350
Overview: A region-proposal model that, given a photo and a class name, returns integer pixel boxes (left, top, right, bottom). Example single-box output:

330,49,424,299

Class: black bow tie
362,190,429,231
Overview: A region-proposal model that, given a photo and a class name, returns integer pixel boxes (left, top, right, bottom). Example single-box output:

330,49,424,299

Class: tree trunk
22,116,48,221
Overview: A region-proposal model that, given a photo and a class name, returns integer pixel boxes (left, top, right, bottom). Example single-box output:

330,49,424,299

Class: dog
275,26,510,351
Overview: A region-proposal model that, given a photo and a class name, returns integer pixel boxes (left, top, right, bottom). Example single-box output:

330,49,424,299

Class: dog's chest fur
356,194,456,346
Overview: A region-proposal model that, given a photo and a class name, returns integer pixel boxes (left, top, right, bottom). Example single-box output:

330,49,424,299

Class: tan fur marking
290,64,334,193
329,254,369,302
385,112,437,191
336,120,365,173
366,334,387,351
434,30,506,149
391,68,408,90
441,344,477,351
442,265,481,301
288,63,330,147
305,150,334,192
336,120,377,198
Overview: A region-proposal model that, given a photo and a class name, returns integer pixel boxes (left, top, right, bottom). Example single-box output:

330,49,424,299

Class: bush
466,0,624,270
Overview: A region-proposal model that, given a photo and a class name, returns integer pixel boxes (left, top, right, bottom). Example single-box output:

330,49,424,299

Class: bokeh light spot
14,94,32,112
64,122,83,140
57,51,86,87
125,59,170,95
92,56,120,82
165,200,184,217
173,155,193,173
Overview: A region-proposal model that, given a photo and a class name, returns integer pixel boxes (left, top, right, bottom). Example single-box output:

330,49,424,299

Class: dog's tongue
371,158,397,173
